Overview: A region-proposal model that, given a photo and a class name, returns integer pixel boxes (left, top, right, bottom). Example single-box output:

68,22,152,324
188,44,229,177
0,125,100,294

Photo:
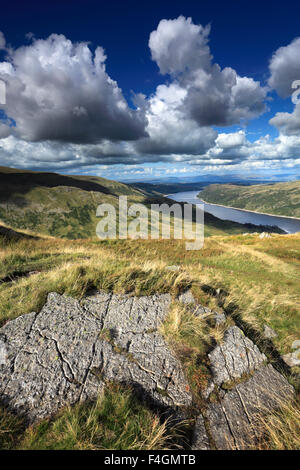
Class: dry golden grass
256,399,300,450
1,383,187,450
1,231,299,354
160,302,212,345
0,228,299,449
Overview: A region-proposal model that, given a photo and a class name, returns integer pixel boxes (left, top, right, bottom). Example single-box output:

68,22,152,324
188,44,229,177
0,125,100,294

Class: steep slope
0,167,146,239
0,166,282,239
200,181,300,218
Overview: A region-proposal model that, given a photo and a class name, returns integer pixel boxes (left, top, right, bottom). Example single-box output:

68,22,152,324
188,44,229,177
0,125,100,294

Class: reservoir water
168,190,300,234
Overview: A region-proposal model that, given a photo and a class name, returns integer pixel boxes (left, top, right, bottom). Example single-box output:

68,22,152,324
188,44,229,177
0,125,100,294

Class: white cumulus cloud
149,16,268,127
0,32,147,144
268,37,300,98
133,82,217,156
268,38,300,137
1,22,300,174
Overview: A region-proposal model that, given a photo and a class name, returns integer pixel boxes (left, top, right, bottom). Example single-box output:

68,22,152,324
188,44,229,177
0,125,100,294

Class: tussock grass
0,229,299,449
160,302,212,346
0,407,24,450
1,232,299,355
256,399,300,450
0,237,191,325
160,302,227,401
0,384,186,450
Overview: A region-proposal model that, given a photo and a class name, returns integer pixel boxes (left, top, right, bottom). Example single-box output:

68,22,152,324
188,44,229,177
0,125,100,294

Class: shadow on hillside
0,224,39,241
0,171,117,200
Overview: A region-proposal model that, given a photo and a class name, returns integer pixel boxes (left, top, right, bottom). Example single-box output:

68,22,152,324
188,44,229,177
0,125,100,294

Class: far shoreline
197,194,300,221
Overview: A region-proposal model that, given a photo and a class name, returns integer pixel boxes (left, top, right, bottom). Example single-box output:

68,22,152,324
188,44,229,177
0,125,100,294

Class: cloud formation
133,83,217,155
149,16,267,127
0,18,300,176
270,105,300,136
149,17,211,75
268,38,300,138
0,33,147,144
268,38,300,98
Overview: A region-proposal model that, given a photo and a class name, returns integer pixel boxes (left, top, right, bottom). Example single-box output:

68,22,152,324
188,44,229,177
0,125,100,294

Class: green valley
0,167,277,239
200,181,300,218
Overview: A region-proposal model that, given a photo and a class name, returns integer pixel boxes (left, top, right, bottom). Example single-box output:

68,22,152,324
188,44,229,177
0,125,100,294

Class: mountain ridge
200,181,300,218
0,166,281,239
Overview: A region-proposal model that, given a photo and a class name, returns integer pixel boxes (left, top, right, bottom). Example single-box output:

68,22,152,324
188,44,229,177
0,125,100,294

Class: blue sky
0,0,300,181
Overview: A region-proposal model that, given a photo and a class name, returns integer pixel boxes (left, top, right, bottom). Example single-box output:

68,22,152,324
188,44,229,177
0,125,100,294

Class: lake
168,190,300,234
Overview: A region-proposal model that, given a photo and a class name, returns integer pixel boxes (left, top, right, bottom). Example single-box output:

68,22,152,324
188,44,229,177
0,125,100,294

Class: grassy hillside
1,230,299,356
0,228,299,449
0,170,298,451
0,166,279,239
0,166,146,239
200,181,300,218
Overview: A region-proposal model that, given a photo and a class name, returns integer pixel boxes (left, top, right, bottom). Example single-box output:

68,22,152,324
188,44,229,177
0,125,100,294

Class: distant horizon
1,163,299,186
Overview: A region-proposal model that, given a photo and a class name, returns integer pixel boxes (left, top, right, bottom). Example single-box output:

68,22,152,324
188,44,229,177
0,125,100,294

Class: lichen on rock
0,291,192,423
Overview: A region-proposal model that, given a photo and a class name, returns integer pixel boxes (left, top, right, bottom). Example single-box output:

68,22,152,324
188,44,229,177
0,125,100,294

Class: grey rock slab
177,290,195,305
214,312,226,326
282,352,300,367
0,338,7,366
191,415,210,450
263,325,277,339
208,326,267,387
206,400,236,450
206,364,294,450
0,291,192,423
101,292,171,334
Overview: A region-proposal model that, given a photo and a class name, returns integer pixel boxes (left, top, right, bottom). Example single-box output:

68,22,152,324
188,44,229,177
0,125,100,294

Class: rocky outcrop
177,290,195,305
208,326,267,387
177,289,226,326
192,326,294,450
203,365,294,450
192,415,210,450
0,289,295,450
282,340,300,367
263,325,277,339
259,232,272,239
0,291,192,423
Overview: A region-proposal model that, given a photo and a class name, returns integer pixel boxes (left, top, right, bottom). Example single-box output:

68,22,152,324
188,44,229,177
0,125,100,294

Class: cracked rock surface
0,291,192,423
204,365,294,450
193,326,294,450
208,326,267,386
0,290,295,450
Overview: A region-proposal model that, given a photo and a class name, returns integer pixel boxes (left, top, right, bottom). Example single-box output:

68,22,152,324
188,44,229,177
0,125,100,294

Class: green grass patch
0,384,185,450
